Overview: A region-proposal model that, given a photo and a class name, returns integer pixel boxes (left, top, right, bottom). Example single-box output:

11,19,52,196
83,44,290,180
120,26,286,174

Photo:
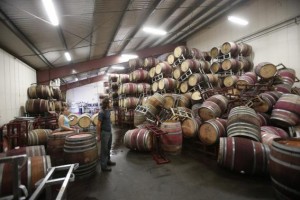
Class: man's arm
96,120,102,141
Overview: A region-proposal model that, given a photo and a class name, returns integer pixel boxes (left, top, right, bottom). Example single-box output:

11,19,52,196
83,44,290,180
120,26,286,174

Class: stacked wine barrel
26,85,65,114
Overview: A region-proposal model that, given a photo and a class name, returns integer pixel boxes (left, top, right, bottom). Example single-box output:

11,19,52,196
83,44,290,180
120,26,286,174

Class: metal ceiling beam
60,74,106,92
135,0,185,49
118,0,163,53
37,42,184,84
0,8,53,68
172,0,248,44
139,0,206,49
157,0,222,46
104,0,131,56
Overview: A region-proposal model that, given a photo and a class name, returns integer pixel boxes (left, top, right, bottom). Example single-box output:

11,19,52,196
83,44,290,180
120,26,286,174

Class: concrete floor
66,126,276,200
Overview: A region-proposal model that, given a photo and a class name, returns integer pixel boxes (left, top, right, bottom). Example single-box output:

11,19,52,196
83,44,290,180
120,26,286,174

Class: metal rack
144,124,170,165
29,163,78,200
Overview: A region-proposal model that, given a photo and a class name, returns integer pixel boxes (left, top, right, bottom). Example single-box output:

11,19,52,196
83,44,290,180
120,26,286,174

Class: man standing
97,97,116,172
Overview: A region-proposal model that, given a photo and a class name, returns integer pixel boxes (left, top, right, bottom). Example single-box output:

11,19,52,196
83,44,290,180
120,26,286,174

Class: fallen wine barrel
163,93,175,109
27,129,52,146
260,126,289,138
269,138,300,200
255,62,277,79
160,121,183,155
0,154,51,195
273,94,300,116
236,72,257,90
124,128,153,152
181,117,201,138
261,130,280,147
217,137,269,175
199,118,227,145
64,133,98,176
198,101,222,121
270,109,300,128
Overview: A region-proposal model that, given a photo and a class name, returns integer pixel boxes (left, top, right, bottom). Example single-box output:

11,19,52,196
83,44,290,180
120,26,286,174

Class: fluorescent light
111,65,125,70
74,77,78,81
143,26,167,35
42,0,59,26
228,16,248,26
64,52,71,61
121,54,138,59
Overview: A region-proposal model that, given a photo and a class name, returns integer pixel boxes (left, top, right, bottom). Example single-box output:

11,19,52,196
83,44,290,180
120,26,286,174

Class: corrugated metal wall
0,48,36,126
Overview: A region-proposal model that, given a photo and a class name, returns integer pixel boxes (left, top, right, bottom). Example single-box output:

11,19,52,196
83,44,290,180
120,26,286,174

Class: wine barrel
270,109,300,127
179,81,190,93
124,128,153,152
273,94,300,115
221,58,241,72
210,47,222,59
261,131,280,147
149,67,156,78
236,72,257,90
181,118,201,138
163,93,175,109
118,74,130,84
91,113,98,126
177,93,192,108
278,68,296,86
151,82,159,93
189,48,202,59
238,43,252,56
47,130,74,166
252,92,277,113
132,69,149,83
223,75,239,87
269,138,300,200
221,42,239,57
173,67,183,80
68,113,79,126
158,78,176,91
218,137,269,174
199,118,227,145
274,83,292,93
155,61,172,75
144,93,164,115
160,121,183,155
191,91,202,104
261,126,289,138
123,97,138,109
206,95,228,111
210,62,222,73
227,106,261,142
36,85,51,99
0,155,51,195
78,114,91,128
28,129,52,146
167,54,176,65
27,85,38,99
129,58,143,70
174,46,190,58
257,112,270,126
239,57,253,72
188,73,208,87
134,111,146,127
206,74,219,86
122,83,137,95
180,59,200,73
144,57,159,69
52,88,62,100
137,83,151,94
64,133,98,176
198,101,222,121
255,62,277,79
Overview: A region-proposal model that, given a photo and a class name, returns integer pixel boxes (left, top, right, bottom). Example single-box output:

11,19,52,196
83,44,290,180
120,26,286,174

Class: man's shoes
101,167,112,172
107,160,116,166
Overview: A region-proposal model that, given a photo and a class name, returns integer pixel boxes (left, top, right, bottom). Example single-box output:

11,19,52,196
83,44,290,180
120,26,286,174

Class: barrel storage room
0,0,300,199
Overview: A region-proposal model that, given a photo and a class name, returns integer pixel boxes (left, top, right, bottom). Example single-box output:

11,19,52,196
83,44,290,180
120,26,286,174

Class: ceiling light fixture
64,52,71,61
120,54,138,62
42,0,59,26
143,26,167,35
228,16,248,26
111,65,125,70
74,77,78,81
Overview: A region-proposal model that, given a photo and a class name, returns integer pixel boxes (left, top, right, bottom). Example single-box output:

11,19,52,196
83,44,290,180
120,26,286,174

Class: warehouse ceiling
0,0,247,88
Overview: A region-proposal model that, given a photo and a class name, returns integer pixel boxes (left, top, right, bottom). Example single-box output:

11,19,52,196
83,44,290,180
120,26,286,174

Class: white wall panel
187,0,300,86
0,49,36,126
